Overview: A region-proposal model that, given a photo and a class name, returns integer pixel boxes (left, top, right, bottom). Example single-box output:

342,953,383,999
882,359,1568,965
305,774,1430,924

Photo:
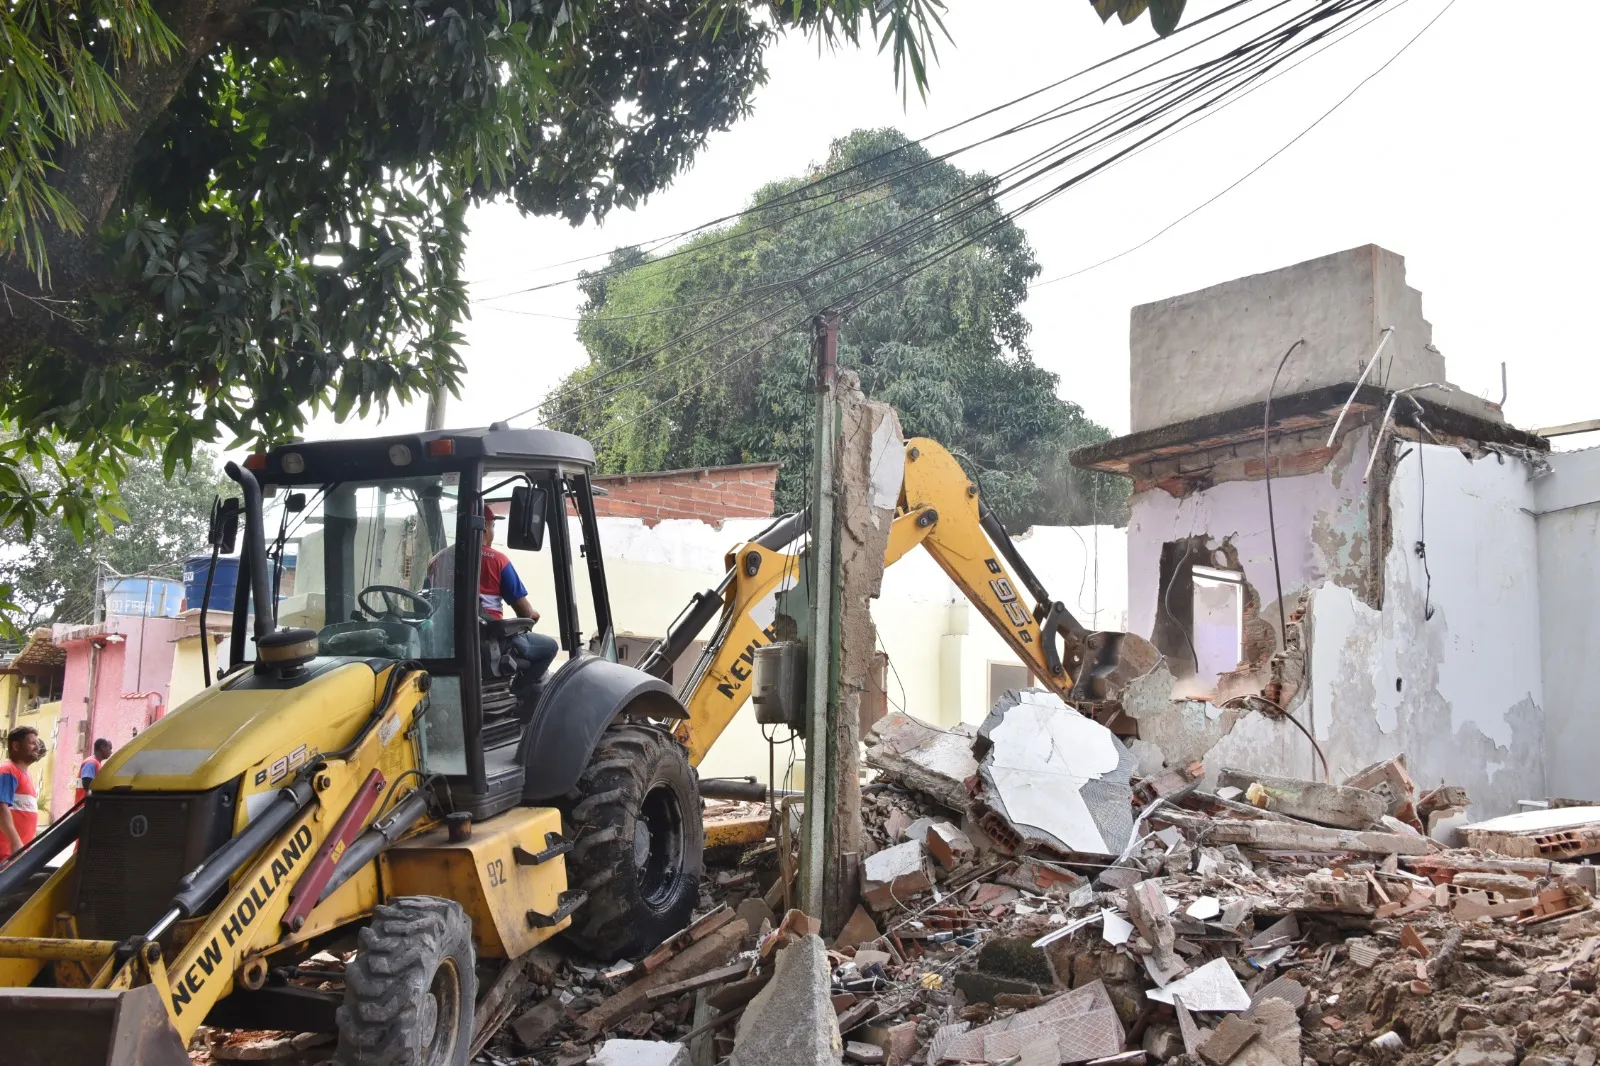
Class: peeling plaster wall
1534,445,1600,800
1126,431,1548,819
1128,429,1373,664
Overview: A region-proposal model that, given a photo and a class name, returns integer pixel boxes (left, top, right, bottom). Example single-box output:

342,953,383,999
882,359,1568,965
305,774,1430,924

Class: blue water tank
183,555,240,613
103,576,184,618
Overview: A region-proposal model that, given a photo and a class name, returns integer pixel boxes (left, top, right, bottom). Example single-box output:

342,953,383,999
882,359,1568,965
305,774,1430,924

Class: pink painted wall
51,615,184,816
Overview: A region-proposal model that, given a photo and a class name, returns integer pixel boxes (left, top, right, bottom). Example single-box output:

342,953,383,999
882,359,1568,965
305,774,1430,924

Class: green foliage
1090,0,1188,36
0,448,226,632
550,129,1127,528
0,0,955,563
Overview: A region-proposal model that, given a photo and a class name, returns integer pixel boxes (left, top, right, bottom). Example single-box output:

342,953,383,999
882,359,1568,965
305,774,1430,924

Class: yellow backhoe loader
0,428,705,1065
639,436,1136,766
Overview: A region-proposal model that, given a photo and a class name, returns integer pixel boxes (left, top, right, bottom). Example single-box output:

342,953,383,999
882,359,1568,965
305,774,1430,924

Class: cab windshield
268,473,460,660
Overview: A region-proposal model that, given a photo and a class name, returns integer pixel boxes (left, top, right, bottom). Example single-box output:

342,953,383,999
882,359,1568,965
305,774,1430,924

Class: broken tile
1186,896,1222,921
1144,958,1252,1012
833,906,879,952
1101,909,1134,946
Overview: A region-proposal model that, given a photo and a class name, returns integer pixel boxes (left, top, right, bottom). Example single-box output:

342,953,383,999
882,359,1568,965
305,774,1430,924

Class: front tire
563,723,704,959
336,896,476,1066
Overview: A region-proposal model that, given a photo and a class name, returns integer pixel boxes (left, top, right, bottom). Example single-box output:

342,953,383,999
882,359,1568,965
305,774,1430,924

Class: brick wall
589,462,780,525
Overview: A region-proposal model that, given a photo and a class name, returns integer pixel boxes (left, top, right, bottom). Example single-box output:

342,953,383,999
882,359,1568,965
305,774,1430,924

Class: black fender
517,655,688,803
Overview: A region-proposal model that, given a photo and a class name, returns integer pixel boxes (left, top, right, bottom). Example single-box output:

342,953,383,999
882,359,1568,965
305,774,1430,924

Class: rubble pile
470,694,1600,1066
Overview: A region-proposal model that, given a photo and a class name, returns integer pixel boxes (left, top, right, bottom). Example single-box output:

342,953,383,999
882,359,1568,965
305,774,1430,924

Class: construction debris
470,701,1600,1066
1216,767,1387,830
730,933,842,1066
1460,805,1600,859
969,691,1136,858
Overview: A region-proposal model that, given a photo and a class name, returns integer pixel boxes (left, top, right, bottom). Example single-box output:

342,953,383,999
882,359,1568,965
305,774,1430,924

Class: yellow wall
170,632,228,711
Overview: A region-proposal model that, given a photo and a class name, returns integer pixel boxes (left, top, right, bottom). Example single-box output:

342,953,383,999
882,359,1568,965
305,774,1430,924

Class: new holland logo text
170,824,314,1016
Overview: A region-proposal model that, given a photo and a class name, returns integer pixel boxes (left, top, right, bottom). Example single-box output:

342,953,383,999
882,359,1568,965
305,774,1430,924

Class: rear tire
562,722,703,959
336,895,475,1066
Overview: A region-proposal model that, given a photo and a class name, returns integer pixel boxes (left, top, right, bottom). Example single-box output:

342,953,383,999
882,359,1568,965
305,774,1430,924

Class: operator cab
235,426,621,819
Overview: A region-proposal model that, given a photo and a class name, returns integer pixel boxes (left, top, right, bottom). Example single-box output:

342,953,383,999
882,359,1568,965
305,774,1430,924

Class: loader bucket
0,983,190,1066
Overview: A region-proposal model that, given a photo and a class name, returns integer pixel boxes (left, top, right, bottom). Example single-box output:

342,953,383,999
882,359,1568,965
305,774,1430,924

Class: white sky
299,0,1599,448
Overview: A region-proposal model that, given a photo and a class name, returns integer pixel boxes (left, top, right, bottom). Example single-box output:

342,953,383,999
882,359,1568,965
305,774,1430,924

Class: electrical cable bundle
483,0,1447,442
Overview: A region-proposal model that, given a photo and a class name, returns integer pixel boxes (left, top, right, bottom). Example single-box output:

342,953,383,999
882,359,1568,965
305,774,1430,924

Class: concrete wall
1123,429,1549,819
1533,445,1600,800
1129,246,1498,432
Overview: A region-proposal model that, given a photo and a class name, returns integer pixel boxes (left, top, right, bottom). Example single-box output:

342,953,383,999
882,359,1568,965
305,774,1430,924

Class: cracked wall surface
1126,428,1549,819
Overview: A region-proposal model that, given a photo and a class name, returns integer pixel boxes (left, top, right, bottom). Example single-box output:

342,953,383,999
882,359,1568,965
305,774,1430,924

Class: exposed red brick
589,462,779,524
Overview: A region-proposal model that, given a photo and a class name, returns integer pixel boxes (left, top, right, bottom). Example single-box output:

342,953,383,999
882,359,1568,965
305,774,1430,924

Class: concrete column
822,374,902,933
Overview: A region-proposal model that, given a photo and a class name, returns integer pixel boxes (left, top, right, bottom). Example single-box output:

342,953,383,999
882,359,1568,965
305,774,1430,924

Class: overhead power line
508,0,1390,427
513,0,1435,443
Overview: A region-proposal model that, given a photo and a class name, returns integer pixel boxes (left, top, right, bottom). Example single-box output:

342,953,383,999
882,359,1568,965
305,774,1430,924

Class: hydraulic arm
640,437,1127,765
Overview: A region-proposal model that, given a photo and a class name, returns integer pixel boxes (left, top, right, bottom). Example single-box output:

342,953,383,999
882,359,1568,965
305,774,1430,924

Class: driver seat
479,617,549,747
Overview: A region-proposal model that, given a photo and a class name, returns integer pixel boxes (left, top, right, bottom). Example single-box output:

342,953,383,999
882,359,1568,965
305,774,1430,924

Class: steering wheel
357,585,435,624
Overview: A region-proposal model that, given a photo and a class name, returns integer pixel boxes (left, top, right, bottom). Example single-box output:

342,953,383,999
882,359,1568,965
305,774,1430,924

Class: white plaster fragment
1143,958,1252,1011
979,695,1123,855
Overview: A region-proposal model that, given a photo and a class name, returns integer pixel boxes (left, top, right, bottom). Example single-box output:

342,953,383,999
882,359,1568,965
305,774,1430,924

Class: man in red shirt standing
76,737,112,805
0,725,44,864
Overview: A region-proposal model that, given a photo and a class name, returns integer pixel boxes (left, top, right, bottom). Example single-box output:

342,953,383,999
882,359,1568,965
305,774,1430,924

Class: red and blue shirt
76,756,102,805
426,546,529,619
477,548,528,619
0,759,39,860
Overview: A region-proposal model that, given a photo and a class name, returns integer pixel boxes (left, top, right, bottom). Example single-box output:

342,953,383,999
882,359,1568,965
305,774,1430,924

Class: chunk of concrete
860,840,934,910
1454,1027,1519,1066
512,993,568,1047
729,934,842,1066
1198,1014,1262,1066
924,820,974,869
971,690,1136,858
863,712,978,811
588,1041,690,1066
1218,768,1387,830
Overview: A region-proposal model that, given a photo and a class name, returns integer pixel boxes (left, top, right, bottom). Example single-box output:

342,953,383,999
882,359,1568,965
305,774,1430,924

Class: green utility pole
798,312,841,919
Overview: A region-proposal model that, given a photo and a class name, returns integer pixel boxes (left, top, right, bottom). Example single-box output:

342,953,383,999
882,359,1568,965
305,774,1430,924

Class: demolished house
1069,244,1600,819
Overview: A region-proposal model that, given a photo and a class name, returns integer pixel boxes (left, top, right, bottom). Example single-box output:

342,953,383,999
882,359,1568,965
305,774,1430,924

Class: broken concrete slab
860,840,935,910
1198,1013,1262,1066
1159,810,1433,855
1217,768,1388,830
1452,871,1536,897
730,934,843,1066
1460,806,1600,859
970,690,1137,858
588,1040,691,1066
1243,996,1301,1065
864,712,978,812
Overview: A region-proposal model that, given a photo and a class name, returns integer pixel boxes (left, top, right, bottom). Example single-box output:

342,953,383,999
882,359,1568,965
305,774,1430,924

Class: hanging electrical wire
516,0,1401,430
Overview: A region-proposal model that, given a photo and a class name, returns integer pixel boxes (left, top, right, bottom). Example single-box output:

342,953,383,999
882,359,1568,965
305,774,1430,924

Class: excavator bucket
0,984,190,1066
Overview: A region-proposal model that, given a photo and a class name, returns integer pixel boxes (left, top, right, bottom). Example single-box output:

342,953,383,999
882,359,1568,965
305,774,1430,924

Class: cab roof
260,426,595,483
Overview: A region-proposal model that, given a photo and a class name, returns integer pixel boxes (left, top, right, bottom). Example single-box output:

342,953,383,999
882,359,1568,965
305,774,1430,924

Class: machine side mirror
210,497,241,553
506,485,548,552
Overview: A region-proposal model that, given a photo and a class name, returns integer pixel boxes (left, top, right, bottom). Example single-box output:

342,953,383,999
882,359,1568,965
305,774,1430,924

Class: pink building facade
52,614,185,808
